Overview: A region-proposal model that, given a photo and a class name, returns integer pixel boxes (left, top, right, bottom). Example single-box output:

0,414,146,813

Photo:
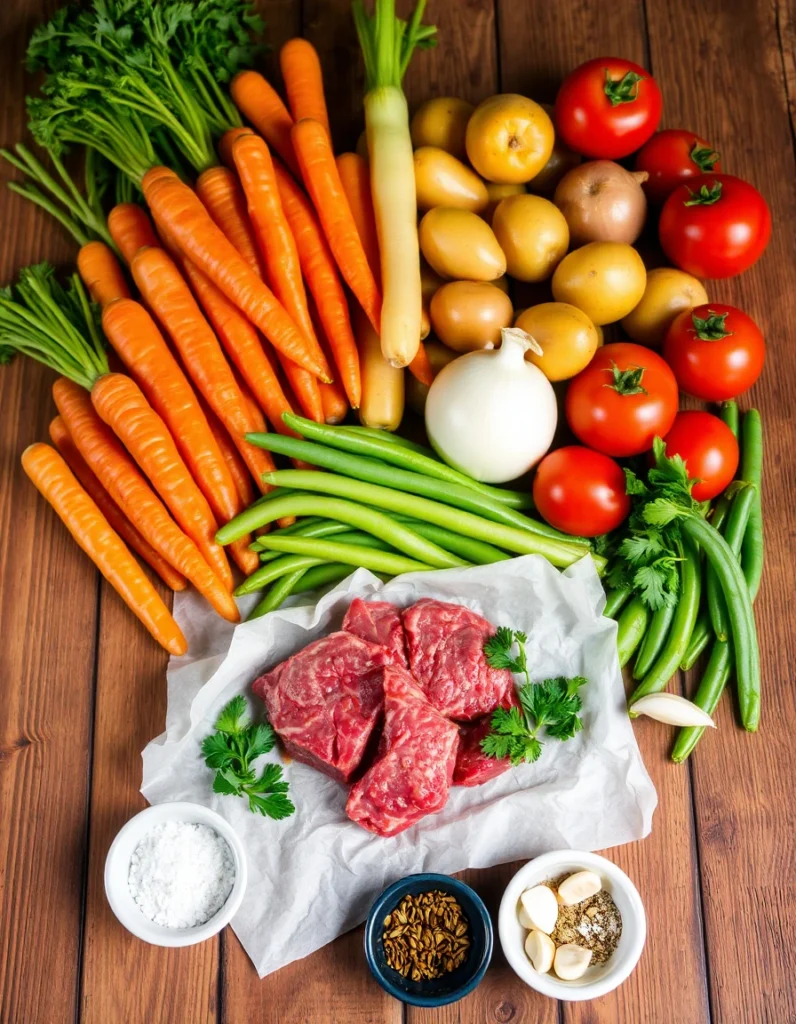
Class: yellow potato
515,302,599,381
465,94,554,184
414,147,489,213
406,340,459,415
419,207,507,281
491,193,569,282
621,267,709,347
594,323,605,347
430,281,514,353
491,275,511,294
483,181,526,221
552,242,647,325
410,97,474,159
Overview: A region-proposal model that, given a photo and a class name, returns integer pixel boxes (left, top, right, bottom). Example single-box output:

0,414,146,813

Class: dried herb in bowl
382,891,470,981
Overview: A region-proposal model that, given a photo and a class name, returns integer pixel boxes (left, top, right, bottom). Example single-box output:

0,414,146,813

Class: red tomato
663,303,766,401
565,342,679,457
634,129,722,204
533,446,630,537
659,174,771,278
658,411,739,501
554,57,662,159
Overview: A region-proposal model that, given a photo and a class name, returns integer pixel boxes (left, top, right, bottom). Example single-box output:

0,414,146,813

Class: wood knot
493,1000,516,1022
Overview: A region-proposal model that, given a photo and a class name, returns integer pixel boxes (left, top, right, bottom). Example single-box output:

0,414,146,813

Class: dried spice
382,890,470,981
547,880,622,966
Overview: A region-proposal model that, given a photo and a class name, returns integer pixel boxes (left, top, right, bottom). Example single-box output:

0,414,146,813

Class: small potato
430,281,514,353
552,241,647,325
414,147,489,213
515,302,599,381
406,340,458,415
483,181,526,221
621,267,709,347
419,207,507,281
410,97,474,159
491,275,511,294
492,193,569,282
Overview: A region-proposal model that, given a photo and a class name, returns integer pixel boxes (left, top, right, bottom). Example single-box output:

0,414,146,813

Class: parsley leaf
484,627,531,685
201,696,295,822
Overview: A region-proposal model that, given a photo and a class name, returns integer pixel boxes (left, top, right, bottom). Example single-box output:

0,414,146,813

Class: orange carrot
218,126,255,170
319,380,349,424
280,39,331,139
335,152,380,282
229,71,300,177
91,372,233,591
107,204,159,265
130,246,276,491
291,119,382,335
408,341,434,386
49,415,187,592
77,241,130,307
273,159,361,408
201,401,255,507
142,168,331,381
53,379,239,623
101,298,243,532
22,443,188,655
195,166,265,278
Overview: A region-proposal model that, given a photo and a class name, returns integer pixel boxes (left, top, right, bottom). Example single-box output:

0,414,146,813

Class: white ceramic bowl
498,850,646,1002
104,801,247,947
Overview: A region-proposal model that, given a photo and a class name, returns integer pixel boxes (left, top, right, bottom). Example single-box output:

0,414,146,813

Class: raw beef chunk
346,666,460,837
253,632,389,783
403,599,514,721
342,598,408,667
453,687,519,787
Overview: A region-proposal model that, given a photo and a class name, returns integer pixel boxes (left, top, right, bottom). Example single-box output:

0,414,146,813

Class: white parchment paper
141,555,656,978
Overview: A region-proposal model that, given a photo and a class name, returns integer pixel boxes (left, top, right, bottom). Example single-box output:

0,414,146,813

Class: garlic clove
631,692,717,728
519,884,559,934
524,929,555,974
557,870,602,906
518,904,534,929
554,942,593,981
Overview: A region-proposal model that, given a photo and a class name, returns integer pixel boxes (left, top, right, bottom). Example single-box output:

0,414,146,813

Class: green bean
339,423,431,454
250,516,325,546
386,513,510,564
247,432,582,546
603,587,632,620
616,596,650,667
326,530,394,551
253,536,434,577
255,472,599,570
257,519,356,562
671,639,731,762
719,400,739,437
247,569,307,620
680,610,711,671
235,555,325,596
739,409,764,601
632,602,676,680
706,483,755,643
252,487,298,507
680,514,759,730
629,537,702,708
293,563,356,593
218,495,465,569
282,412,535,509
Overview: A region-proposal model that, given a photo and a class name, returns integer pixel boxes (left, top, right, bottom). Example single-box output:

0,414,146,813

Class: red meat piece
341,598,408,667
453,687,519,787
346,666,460,837
403,599,514,721
252,631,389,783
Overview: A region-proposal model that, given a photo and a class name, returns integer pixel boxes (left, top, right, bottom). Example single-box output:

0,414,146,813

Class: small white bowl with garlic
498,850,646,1002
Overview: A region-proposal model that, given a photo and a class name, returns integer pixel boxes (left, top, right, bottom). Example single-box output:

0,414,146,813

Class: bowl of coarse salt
104,802,247,947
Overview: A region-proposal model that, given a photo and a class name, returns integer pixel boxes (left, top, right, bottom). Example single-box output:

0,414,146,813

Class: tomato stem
603,361,648,396
684,181,723,206
603,69,645,107
690,141,720,173
690,309,733,341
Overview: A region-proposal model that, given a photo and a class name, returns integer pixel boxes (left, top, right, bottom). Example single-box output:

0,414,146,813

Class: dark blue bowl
364,873,493,1007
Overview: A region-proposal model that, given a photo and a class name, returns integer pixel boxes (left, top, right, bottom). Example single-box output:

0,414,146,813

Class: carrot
280,39,331,139
408,341,434,386
356,308,404,431
142,168,331,381
319,381,349,424
22,443,188,655
195,166,265,278
218,126,255,170
52,379,239,623
77,241,130,307
107,204,159,265
229,71,300,177
130,246,276,491
49,415,187,592
291,119,382,337
273,160,361,408
101,298,243,532
336,152,380,282
91,372,233,591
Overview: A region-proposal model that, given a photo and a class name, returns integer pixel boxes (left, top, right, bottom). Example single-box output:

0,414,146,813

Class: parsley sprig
201,696,295,820
482,629,587,765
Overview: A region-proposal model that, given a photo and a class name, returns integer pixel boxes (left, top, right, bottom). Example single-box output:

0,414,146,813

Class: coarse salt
128,821,235,929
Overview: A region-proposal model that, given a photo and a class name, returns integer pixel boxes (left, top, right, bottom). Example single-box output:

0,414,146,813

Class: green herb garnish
201,695,295,820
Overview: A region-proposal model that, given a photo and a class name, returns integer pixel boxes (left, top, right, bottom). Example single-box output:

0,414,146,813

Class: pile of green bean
215,413,603,621
605,403,763,759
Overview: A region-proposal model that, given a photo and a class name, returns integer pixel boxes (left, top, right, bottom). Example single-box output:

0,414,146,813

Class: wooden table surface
1,0,795,1021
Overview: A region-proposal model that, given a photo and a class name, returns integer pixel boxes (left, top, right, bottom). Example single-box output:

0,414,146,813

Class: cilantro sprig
201,696,295,820
482,629,587,765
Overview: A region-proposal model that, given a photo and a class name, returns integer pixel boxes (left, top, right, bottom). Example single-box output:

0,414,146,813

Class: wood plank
495,4,711,1022
0,2,99,1022
644,1,796,1021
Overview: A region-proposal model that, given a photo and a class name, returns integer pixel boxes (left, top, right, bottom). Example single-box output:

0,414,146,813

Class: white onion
424,328,557,483
554,160,648,245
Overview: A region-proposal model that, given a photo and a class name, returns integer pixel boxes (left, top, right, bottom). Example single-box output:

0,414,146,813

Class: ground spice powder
547,880,622,965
